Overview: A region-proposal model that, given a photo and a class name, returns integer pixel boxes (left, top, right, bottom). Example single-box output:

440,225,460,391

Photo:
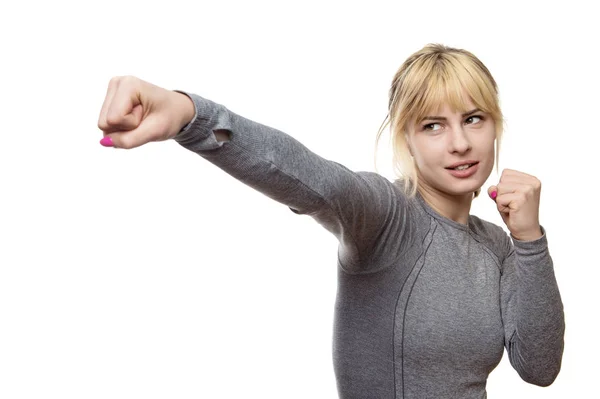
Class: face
406,98,496,198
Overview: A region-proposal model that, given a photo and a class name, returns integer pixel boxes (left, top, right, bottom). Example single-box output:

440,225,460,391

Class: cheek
475,130,496,152
413,151,440,172
412,136,444,158
481,135,497,167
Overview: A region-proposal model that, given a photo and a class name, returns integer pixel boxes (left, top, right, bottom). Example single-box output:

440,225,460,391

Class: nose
448,125,472,154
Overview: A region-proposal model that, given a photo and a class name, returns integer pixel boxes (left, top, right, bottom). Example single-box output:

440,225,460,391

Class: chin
443,179,483,196
449,187,480,197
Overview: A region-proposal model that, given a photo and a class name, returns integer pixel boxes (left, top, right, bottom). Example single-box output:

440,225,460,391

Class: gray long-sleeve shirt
173,90,565,398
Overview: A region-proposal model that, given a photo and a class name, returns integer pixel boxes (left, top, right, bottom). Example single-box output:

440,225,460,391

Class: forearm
171,90,348,214
505,230,565,386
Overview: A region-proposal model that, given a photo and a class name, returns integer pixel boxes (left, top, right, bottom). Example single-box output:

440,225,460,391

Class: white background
1,1,598,398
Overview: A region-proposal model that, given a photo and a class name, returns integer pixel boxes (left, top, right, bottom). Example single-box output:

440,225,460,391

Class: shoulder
469,215,513,265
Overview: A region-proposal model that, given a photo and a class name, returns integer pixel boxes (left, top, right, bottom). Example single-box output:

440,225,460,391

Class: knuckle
106,111,122,126
109,76,121,87
97,119,107,131
121,75,139,88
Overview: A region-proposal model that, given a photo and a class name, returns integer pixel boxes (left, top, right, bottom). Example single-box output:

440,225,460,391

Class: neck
417,185,474,225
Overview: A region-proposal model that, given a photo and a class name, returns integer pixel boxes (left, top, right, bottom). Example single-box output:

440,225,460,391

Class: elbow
520,363,562,387
510,325,565,388
526,374,558,388
524,372,559,387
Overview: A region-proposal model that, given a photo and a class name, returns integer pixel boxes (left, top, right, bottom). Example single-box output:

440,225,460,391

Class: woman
97,44,564,398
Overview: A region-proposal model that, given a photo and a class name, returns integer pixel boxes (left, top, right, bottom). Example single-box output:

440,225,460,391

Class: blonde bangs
403,54,501,133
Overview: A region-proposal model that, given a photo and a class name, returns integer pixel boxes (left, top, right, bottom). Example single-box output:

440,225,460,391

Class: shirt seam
395,222,436,399
468,230,503,273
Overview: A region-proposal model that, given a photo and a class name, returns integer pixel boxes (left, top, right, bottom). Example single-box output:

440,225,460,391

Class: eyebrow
421,108,481,122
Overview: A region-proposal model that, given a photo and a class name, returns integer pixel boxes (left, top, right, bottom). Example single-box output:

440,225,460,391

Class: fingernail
490,191,497,199
100,136,114,147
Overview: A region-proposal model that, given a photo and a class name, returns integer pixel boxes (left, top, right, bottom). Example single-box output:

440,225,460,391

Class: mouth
445,161,479,171
445,162,480,178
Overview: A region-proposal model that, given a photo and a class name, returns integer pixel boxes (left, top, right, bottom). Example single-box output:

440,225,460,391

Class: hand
97,76,195,149
487,169,543,241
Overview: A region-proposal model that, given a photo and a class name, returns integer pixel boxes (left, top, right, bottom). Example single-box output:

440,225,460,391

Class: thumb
100,116,164,149
487,185,498,201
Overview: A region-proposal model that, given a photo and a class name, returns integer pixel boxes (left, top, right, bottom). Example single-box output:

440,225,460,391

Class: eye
465,115,483,125
423,122,442,131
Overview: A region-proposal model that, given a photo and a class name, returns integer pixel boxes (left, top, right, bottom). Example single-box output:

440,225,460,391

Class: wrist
172,91,196,135
512,227,543,242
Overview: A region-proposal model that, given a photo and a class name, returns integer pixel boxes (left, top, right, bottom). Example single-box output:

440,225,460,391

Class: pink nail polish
100,136,114,147
491,191,497,199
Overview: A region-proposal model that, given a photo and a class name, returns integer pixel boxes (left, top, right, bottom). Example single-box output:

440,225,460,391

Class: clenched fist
487,169,543,241
97,76,195,149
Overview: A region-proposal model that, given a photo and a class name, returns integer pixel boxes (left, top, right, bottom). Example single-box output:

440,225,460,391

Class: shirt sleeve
500,225,565,386
172,90,413,274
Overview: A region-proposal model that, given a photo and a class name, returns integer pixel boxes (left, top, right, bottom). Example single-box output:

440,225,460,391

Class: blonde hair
375,43,504,199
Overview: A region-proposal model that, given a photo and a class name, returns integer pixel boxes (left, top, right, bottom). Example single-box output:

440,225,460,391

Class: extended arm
172,90,412,273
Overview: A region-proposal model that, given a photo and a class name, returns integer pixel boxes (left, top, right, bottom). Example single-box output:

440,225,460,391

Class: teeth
454,164,472,170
